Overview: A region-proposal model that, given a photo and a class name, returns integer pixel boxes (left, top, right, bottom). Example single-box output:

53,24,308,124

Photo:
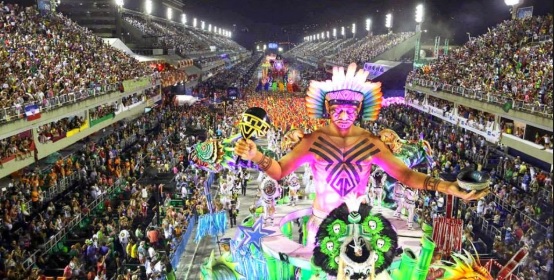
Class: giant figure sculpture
235,63,487,246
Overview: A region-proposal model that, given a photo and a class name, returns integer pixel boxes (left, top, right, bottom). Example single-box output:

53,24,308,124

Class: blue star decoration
238,217,275,251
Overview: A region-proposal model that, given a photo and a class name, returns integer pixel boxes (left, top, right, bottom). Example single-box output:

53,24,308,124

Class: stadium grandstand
0,0,552,280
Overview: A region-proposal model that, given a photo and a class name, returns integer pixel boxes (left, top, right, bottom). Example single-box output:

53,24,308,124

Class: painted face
329,104,359,130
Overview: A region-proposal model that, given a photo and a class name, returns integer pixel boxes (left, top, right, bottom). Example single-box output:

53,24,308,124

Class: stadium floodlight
167,7,172,20
115,0,124,7
415,4,424,23
341,26,345,38
385,13,393,29
317,34,320,40
183,14,187,24
201,21,205,30
365,18,371,31
229,31,232,38
263,44,267,50
145,0,152,15
208,24,212,32
193,18,197,28
504,0,521,5
352,23,356,35
214,25,217,33
321,32,324,40
326,31,330,39
257,45,260,50
333,28,337,38
278,47,283,52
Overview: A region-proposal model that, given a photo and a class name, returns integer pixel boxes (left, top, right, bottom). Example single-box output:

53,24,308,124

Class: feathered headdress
305,63,382,121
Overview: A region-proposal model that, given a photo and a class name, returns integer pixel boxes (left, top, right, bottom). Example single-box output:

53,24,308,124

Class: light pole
385,13,393,34
365,18,371,36
115,0,123,39
415,4,424,32
505,0,522,19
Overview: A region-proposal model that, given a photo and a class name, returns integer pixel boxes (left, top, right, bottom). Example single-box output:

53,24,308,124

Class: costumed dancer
371,167,387,211
219,181,233,210
393,182,406,219
403,188,418,230
286,173,301,206
259,177,281,226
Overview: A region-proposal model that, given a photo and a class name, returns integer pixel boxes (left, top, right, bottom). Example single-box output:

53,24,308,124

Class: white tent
102,38,160,62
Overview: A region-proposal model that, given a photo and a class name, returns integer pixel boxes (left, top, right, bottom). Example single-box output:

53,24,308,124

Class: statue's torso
308,134,379,212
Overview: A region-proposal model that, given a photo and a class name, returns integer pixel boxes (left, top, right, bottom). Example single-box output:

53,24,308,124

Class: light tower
505,0,522,19
415,4,424,32
385,13,393,34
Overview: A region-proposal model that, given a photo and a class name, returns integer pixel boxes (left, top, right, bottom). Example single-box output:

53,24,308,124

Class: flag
25,104,41,121
502,100,513,113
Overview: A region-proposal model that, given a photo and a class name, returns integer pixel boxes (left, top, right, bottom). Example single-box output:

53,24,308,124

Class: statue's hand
234,138,258,161
447,181,489,201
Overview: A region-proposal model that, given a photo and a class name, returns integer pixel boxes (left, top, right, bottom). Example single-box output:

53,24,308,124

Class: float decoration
431,250,493,280
238,216,276,251
199,250,244,280
313,195,398,278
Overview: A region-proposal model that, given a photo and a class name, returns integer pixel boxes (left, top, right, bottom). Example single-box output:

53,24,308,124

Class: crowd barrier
170,216,197,269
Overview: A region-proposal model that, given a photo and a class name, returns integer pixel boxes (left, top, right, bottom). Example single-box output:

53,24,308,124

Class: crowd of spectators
122,15,245,54
0,132,34,164
37,116,85,143
407,15,553,115
326,32,415,65
0,3,152,122
368,103,552,280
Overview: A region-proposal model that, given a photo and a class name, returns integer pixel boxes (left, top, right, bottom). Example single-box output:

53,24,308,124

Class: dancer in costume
235,63,488,247
258,177,281,226
285,173,301,206
370,167,387,211
393,182,418,230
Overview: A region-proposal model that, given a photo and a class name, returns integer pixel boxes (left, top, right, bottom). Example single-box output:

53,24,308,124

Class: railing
407,78,554,117
170,216,197,269
0,76,155,124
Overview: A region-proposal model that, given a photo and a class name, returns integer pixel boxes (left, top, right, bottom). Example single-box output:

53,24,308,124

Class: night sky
9,0,553,49
184,0,552,48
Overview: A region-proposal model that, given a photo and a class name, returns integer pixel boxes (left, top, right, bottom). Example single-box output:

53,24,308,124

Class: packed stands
122,13,246,55
407,15,553,117
0,3,152,124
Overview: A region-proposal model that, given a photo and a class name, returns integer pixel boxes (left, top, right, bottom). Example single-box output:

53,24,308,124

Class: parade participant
285,172,301,206
258,177,282,226
235,63,488,246
370,167,387,211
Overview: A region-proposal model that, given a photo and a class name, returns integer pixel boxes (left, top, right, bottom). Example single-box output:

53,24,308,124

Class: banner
517,6,533,19
25,104,41,121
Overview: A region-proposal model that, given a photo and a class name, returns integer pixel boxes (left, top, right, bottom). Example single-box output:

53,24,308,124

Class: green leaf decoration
326,220,348,237
374,251,385,269
371,235,392,253
362,215,384,235
320,236,340,256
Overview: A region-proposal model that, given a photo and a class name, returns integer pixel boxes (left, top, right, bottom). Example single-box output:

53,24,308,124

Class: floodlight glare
115,0,124,7
341,26,345,36
317,34,320,40
278,47,283,52
504,0,521,5
167,7,172,20
321,32,324,39
229,31,232,38
208,24,212,32
193,18,197,28
352,23,356,34
333,28,337,37
415,4,424,23
326,31,330,39
201,21,205,30
365,18,371,31
385,13,393,29
145,0,152,15
181,13,186,25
